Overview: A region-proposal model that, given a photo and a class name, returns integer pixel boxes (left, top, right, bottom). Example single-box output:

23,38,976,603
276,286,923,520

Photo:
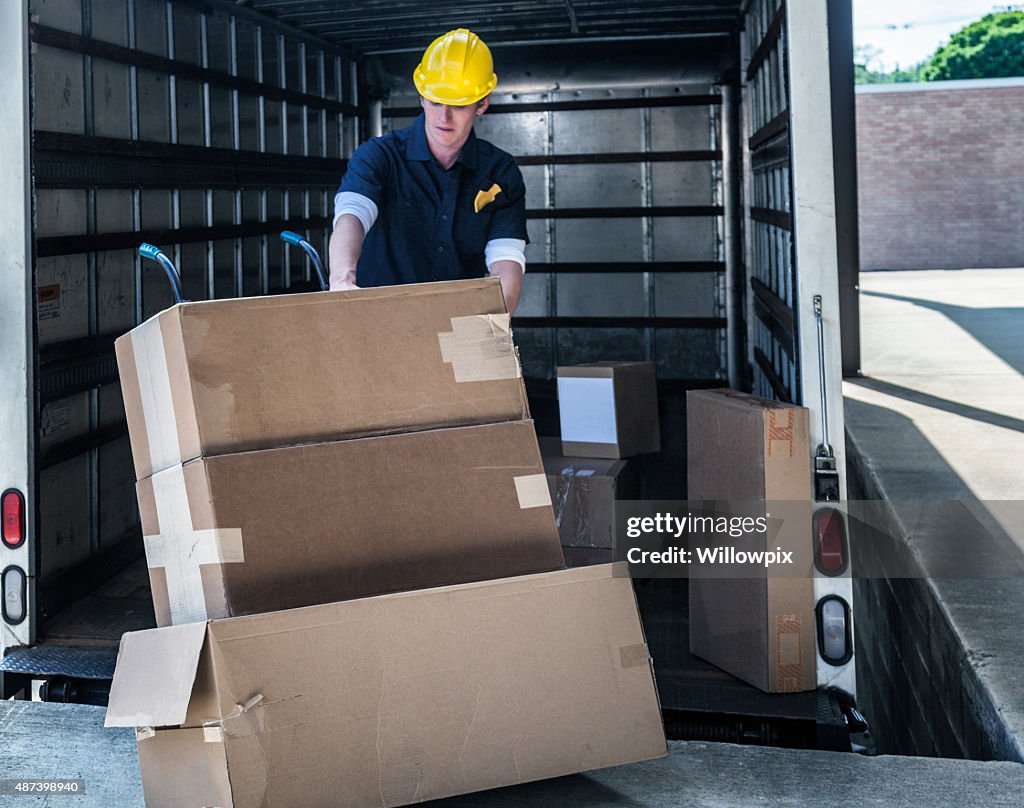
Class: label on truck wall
37,284,62,320
40,400,71,437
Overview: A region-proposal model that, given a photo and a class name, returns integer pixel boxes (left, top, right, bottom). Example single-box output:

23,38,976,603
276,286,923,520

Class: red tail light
2,489,25,549
813,506,846,576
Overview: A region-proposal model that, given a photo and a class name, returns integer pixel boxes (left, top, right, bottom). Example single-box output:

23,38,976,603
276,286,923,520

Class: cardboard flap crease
105,621,208,728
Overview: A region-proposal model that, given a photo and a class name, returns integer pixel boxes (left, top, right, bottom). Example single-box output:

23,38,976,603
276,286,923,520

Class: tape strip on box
143,465,245,625
514,474,552,509
131,319,182,473
438,314,522,383
619,644,651,669
774,613,804,692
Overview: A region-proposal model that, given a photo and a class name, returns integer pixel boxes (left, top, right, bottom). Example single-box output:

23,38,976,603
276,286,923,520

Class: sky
853,0,1023,71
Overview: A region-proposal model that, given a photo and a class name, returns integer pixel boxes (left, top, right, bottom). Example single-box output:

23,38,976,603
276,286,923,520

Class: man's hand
488,261,523,314
328,214,366,290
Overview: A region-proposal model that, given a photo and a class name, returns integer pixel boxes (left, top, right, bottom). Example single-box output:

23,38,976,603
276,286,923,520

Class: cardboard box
117,278,528,480
540,438,639,550
140,419,563,627
557,362,659,458
686,388,816,693
105,564,667,808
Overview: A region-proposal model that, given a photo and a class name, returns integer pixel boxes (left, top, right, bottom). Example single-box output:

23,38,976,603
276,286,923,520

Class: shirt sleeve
485,238,526,273
333,192,379,232
338,138,390,209
487,158,529,243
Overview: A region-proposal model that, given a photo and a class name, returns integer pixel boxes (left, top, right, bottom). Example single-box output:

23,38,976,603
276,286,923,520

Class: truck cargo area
4,0,865,785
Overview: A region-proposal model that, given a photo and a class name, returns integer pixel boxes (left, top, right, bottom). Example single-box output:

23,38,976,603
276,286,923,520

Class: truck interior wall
28,0,360,616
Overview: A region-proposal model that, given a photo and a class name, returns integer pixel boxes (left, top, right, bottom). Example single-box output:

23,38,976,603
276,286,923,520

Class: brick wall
856,80,1024,271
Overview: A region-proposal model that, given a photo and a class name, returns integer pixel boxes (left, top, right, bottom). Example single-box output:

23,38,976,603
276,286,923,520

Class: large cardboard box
540,438,639,550
141,419,563,626
117,278,528,480
686,388,816,693
557,362,660,458
105,564,667,808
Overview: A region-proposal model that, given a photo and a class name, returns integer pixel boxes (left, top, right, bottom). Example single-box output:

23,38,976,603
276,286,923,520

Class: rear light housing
813,506,847,576
2,489,26,549
2,565,27,624
816,595,852,666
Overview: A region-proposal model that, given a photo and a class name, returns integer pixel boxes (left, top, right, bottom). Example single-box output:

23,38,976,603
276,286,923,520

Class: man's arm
328,214,365,290
488,261,523,314
484,237,526,314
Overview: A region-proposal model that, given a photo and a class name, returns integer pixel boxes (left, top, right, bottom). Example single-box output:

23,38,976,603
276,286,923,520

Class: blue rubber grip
280,231,304,246
138,243,162,260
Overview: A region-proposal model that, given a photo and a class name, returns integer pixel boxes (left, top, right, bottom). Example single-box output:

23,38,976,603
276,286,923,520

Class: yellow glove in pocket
474,183,503,213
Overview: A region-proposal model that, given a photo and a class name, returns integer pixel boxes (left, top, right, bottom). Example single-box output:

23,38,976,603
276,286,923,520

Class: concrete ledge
845,400,1024,762
3,700,1024,807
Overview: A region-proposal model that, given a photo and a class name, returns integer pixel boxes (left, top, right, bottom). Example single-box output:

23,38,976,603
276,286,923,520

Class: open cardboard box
106,564,667,808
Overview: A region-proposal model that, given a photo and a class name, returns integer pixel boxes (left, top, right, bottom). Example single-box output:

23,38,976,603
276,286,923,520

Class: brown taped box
686,388,816,693
557,362,660,459
105,564,668,808
139,419,563,627
539,437,639,550
116,278,528,481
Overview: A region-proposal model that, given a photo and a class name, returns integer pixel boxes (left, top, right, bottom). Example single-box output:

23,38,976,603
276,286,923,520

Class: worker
329,29,527,313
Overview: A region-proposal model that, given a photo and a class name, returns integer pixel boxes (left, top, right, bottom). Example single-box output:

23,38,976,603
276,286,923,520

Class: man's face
419,96,489,153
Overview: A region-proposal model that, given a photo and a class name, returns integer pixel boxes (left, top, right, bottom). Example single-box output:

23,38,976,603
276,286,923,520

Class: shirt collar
408,113,480,170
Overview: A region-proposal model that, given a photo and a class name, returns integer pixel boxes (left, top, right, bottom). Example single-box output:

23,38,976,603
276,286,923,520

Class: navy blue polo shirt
338,114,528,287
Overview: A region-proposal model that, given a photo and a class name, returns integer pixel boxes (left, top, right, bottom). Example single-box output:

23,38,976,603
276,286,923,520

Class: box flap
105,621,209,728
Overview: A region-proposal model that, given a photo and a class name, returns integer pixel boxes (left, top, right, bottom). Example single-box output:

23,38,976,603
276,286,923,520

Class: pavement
3,700,1023,808
845,267,1024,761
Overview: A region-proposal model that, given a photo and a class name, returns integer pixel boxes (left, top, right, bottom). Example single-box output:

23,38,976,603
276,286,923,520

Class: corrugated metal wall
29,0,359,606
384,76,729,383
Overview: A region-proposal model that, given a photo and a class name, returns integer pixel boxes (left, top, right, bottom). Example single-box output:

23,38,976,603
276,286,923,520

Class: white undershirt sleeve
333,191,379,234
485,238,527,274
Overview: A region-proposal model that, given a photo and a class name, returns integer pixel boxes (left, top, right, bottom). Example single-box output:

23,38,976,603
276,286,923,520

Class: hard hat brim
413,69,498,106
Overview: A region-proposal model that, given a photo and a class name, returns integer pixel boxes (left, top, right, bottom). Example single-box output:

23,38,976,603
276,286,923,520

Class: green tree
854,44,924,85
922,11,1024,80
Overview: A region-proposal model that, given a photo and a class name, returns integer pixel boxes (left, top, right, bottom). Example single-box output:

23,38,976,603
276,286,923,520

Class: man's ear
476,96,491,117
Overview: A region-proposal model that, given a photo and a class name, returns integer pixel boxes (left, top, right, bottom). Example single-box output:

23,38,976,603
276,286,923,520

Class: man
329,29,527,313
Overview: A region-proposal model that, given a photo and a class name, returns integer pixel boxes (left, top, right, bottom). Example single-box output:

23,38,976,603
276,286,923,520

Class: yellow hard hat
413,29,498,106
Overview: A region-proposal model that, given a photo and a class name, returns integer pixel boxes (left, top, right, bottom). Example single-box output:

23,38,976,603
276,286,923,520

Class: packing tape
514,474,551,509
774,613,803,692
619,644,651,669
203,726,224,744
132,319,183,473
438,314,522,383
136,727,155,741
144,465,245,625
767,409,795,458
